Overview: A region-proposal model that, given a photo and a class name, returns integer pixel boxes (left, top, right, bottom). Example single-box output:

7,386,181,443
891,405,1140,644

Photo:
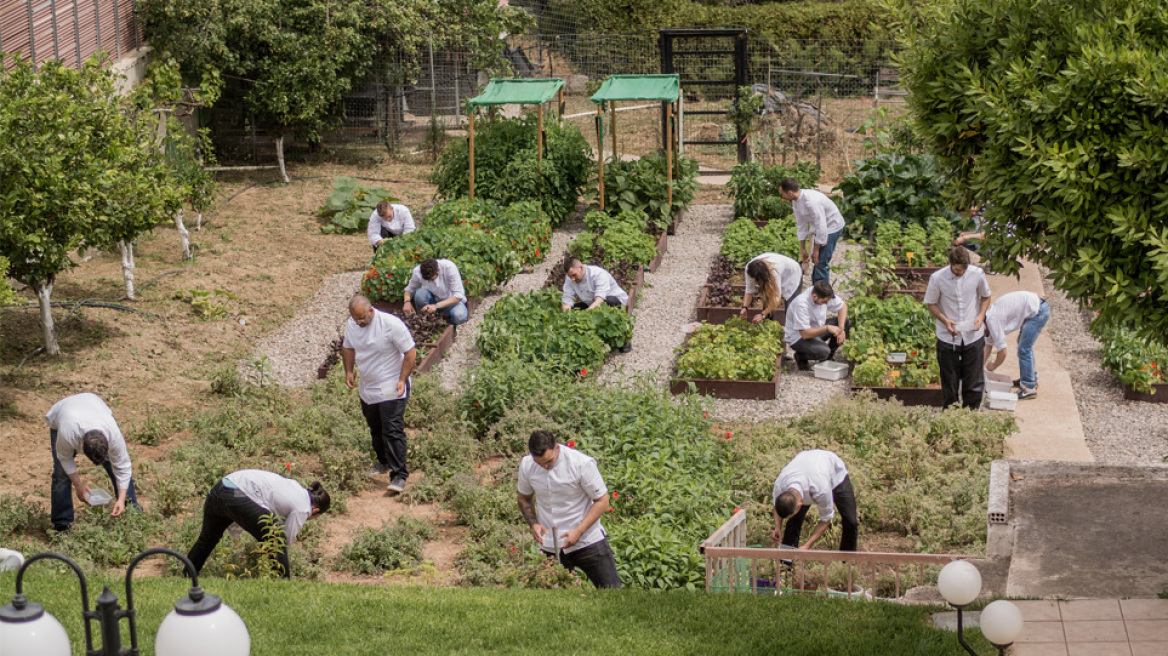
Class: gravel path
1041,275,1168,464
250,271,364,387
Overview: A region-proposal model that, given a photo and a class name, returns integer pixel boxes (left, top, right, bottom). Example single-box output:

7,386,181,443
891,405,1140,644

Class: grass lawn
2,572,991,655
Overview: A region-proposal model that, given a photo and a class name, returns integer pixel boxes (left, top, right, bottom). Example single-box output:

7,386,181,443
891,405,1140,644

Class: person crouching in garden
517,431,623,589
187,469,330,579
924,246,992,409
561,256,631,352
367,200,416,251
984,291,1051,401
783,281,850,371
772,449,858,552
343,294,416,494
740,252,804,324
403,258,468,326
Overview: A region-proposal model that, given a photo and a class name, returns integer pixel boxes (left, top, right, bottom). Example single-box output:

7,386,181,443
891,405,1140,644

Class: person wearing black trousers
772,450,858,551
924,246,993,410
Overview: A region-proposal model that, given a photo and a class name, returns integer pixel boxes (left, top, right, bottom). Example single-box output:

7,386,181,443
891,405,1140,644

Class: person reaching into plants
517,430,622,589
342,294,417,495
366,199,416,251
186,469,331,579
561,256,631,353
772,450,858,552
44,393,141,532
924,246,992,409
403,258,468,326
740,252,804,324
983,291,1051,400
783,281,850,371
779,178,845,285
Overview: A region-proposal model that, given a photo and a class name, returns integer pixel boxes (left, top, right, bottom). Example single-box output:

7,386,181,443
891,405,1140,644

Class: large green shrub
432,116,593,226
599,154,699,231
900,0,1168,341
719,217,800,264
726,161,821,222
835,153,961,237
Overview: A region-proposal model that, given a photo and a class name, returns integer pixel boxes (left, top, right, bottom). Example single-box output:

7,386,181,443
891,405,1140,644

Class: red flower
510,546,516,552
579,369,588,376
734,507,742,513
611,492,619,499
702,413,708,419
605,507,614,513
725,431,733,439
474,401,481,407
567,440,577,448
535,249,540,257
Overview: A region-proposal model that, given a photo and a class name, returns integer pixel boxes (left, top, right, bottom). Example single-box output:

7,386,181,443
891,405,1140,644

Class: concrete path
981,259,1094,462
1009,598,1168,656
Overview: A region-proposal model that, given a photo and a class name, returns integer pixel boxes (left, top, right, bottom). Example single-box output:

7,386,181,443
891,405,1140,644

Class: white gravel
1041,275,1168,464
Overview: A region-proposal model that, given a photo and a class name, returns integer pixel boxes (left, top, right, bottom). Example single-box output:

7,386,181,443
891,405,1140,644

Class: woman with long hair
740,252,804,323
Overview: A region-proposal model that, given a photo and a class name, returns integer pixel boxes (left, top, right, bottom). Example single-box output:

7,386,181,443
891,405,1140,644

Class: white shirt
45,393,132,491
793,189,846,246
744,253,803,302
561,265,628,307
224,470,312,545
985,291,1042,352
772,450,849,522
783,287,846,345
923,265,993,345
366,204,416,245
404,259,467,303
342,309,416,405
517,445,608,553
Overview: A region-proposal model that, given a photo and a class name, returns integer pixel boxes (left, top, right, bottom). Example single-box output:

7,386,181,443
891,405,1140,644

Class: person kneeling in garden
403,258,468,326
772,449,858,552
984,291,1051,401
517,431,623,589
925,245,992,409
783,281,850,371
187,469,330,579
561,256,631,352
367,200,416,251
740,252,804,324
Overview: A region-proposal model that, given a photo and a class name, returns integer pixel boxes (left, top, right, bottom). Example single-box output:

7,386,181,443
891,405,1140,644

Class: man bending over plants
517,431,622,589
403,258,468,326
779,178,845,285
772,449,858,552
367,200,416,251
561,256,631,353
983,291,1050,401
783,281,850,371
741,252,804,323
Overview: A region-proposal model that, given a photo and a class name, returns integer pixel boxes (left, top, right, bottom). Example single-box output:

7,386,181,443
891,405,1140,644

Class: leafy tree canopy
900,0,1168,340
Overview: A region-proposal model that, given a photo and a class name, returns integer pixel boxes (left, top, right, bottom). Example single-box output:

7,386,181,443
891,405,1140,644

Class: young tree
899,0,1168,340
0,55,182,353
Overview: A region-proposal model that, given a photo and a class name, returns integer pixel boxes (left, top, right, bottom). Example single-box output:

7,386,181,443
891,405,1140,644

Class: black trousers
790,317,852,368
543,538,623,589
372,227,396,252
780,475,858,551
361,396,409,480
936,337,985,410
187,481,290,578
571,296,623,310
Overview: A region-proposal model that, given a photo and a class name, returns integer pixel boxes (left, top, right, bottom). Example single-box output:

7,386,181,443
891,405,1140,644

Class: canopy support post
666,101,674,209
596,105,605,211
468,109,475,200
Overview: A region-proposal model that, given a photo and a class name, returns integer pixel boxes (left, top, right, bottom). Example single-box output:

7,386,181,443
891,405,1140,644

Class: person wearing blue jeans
780,178,846,285
50,429,139,531
403,258,468,326
984,291,1051,400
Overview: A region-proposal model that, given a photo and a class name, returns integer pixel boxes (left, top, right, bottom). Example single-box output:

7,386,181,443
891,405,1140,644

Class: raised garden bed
849,384,945,406
696,284,785,324
621,266,645,314
414,324,455,374
667,210,681,236
670,365,781,400
1123,383,1168,404
669,321,784,400
891,266,942,277
647,229,668,274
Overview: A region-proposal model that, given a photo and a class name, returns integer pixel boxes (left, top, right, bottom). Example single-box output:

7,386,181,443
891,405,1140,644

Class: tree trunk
275,133,290,183
195,211,202,231
175,208,192,260
118,240,136,299
32,279,59,356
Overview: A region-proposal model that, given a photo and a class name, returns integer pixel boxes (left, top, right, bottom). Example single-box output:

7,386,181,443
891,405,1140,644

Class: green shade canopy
589,74,680,104
467,78,565,107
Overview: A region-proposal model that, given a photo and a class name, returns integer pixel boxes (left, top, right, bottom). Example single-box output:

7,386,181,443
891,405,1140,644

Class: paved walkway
1010,599,1168,656
981,259,1094,462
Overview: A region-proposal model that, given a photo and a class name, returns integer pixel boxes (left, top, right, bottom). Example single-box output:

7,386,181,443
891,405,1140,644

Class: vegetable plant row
1095,324,1168,402
843,294,944,406
725,160,821,223
672,318,785,400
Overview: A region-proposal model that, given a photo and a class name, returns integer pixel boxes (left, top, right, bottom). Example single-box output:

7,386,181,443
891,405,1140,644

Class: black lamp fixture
0,547,250,656
936,560,1024,656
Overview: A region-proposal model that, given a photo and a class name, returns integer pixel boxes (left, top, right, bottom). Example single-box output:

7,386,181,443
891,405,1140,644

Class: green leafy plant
719,217,800,264
1095,324,1168,395
174,288,239,319
0,495,49,538
852,357,890,387
339,517,434,575
675,317,785,381
835,153,961,238
726,160,821,222
597,154,699,231
318,177,396,234
841,294,935,373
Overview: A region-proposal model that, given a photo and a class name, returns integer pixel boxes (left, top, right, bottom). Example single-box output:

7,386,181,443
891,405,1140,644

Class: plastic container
886,352,907,364
813,361,850,381
86,488,112,506
986,390,1018,412
985,379,1014,394
681,322,703,334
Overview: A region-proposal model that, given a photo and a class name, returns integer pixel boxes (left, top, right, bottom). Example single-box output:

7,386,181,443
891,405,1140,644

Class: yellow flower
890,370,901,377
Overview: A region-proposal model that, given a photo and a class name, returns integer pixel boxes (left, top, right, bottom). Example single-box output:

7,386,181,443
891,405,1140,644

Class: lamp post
0,548,250,656
936,560,1023,656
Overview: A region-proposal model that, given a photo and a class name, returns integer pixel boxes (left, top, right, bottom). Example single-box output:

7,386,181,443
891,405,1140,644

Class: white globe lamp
0,597,71,656
155,589,250,656
980,599,1024,648
937,560,982,607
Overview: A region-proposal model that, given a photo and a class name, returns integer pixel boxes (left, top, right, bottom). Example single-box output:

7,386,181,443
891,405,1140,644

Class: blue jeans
812,229,842,284
414,288,468,326
1017,299,1051,390
51,429,138,530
